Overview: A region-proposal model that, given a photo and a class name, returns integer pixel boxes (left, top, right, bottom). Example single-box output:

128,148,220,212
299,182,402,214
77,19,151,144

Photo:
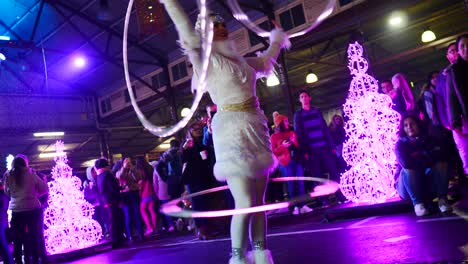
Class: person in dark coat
95,159,123,248
395,115,451,216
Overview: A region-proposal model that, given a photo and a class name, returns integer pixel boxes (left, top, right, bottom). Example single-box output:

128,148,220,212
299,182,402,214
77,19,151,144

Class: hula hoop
226,0,336,38
123,0,213,137
160,177,339,218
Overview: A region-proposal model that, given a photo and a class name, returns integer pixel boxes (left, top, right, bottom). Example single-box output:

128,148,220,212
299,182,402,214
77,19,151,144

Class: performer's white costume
162,1,289,182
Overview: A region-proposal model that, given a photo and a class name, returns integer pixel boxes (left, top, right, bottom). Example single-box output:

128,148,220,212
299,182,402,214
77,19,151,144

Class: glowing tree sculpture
44,141,102,254
340,42,401,204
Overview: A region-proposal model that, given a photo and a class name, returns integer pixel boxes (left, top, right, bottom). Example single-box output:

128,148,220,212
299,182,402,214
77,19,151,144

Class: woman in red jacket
271,112,313,215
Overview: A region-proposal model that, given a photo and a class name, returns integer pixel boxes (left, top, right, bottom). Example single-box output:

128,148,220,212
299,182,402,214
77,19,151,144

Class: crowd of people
0,5,465,262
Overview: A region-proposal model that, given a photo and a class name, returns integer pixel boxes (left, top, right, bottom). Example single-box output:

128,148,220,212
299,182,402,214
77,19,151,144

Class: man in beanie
95,158,123,248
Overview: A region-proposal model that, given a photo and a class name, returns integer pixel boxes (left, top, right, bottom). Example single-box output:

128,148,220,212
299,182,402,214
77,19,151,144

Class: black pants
306,147,346,201
11,209,42,264
103,205,124,246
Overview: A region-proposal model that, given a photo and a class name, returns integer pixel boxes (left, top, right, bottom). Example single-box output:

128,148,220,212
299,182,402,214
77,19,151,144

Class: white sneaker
438,199,452,213
414,203,428,217
300,205,313,214
292,207,300,215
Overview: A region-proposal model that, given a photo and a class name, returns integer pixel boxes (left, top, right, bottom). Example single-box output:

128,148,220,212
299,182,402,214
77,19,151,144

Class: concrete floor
62,207,468,264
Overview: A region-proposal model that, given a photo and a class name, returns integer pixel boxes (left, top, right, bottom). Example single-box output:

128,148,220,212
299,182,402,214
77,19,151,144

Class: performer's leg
250,176,268,243
226,177,255,261
250,176,274,264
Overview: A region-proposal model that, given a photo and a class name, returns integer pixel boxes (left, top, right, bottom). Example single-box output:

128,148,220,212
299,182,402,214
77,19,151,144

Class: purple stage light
74,57,86,68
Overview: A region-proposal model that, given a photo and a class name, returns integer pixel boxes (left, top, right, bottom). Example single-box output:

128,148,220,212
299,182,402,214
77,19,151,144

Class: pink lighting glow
340,42,401,204
74,57,85,68
43,141,102,255
160,177,339,218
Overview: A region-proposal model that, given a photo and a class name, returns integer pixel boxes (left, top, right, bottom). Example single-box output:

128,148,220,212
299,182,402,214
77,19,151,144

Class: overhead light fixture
39,152,66,159
180,107,191,117
421,29,436,43
158,143,171,149
33,132,65,137
0,36,11,41
74,57,86,68
306,70,318,84
388,11,406,28
81,159,98,168
0,52,5,61
266,74,280,87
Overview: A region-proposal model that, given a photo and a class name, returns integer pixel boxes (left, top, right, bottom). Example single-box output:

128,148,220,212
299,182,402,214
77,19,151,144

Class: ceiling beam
0,20,25,42
29,0,46,42
48,0,168,65
49,3,164,96
2,63,35,92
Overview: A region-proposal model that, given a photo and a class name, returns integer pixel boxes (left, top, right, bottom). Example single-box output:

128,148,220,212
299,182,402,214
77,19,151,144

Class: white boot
229,255,254,264
249,250,274,264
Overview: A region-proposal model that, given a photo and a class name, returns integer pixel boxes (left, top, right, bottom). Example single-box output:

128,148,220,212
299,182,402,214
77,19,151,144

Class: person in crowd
271,112,312,215
182,122,218,240
435,42,458,130
395,115,451,216
83,166,108,239
152,159,175,232
418,71,439,126
380,79,407,115
95,158,124,249
203,103,217,167
162,140,184,201
136,157,157,236
160,1,290,262
15,154,48,263
116,157,143,241
329,114,348,173
391,73,418,117
294,90,345,203
445,34,468,177
4,157,48,264
0,176,14,264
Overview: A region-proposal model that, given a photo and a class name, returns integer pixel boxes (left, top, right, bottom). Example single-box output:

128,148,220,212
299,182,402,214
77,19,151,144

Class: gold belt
220,97,259,113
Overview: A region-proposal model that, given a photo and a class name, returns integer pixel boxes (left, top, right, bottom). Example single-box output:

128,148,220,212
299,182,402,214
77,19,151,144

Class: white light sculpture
340,42,401,204
43,141,102,254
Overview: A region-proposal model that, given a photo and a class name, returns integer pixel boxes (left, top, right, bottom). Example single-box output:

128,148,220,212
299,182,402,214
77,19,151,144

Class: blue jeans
279,159,305,199
121,191,143,239
397,162,449,205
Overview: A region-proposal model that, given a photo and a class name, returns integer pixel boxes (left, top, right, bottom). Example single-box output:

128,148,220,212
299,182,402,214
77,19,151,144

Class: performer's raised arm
245,26,291,77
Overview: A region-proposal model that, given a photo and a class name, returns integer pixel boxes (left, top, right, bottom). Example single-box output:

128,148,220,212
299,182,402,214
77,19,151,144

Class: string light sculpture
340,42,401,204
44,141,102,254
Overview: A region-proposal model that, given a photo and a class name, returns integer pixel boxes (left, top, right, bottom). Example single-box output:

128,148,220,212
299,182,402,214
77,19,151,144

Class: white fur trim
251,249,274,264
269,29,291,50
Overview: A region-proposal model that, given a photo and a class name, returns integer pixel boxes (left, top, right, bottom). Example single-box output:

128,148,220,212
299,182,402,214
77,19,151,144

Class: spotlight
266,74,280,87
421,29,436,43
74,57,86,68
180,107,190,117
306,70,318,84
0,53,5,61
388,11,406,28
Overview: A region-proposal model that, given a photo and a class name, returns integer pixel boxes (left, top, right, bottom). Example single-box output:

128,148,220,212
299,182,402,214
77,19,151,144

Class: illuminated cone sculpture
44,141,102,254
340,42,401,204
